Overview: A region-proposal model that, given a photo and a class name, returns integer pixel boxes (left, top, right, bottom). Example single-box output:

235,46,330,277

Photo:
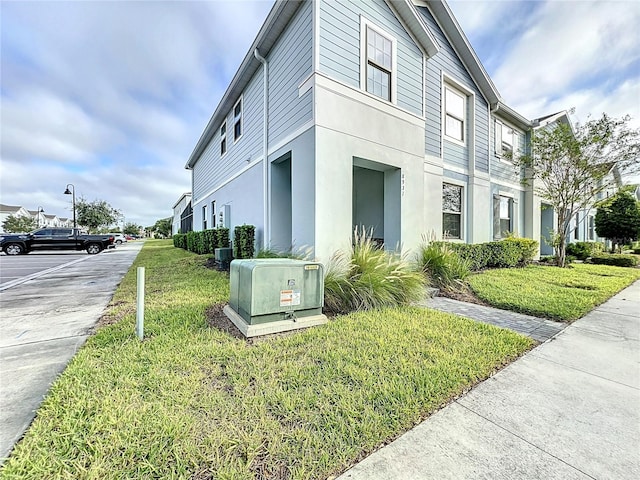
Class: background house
172,192,192,235
0,204,32,233
184,0,603,261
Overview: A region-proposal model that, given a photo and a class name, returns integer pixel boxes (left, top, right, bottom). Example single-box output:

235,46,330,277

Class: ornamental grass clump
416,237,471,290
323,229,426,314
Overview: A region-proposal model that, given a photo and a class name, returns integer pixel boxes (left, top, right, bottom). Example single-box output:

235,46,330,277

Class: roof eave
423,0,500,105
185,0,303,170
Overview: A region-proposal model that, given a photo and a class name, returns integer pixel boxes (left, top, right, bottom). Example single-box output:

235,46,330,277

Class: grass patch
1,240,533,480
467,263,640,322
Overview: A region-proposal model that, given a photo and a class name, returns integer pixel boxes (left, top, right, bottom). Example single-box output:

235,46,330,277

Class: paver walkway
419,296,565,342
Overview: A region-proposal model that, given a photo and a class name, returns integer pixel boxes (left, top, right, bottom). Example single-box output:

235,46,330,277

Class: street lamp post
37,206,44,228
63,184,76,228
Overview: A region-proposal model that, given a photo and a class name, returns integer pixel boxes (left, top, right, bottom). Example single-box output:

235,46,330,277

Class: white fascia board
185,0,303,170
388,0,439,57
414,0,499,106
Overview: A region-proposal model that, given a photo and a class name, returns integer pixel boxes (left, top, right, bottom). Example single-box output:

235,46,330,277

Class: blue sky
1,0,638,228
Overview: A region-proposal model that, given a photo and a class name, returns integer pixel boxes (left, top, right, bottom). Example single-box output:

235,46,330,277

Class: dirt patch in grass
439,285,489,305
204,303,326,345
205,303,244,339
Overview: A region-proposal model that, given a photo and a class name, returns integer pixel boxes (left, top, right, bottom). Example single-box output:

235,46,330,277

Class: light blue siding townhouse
186,0,565,261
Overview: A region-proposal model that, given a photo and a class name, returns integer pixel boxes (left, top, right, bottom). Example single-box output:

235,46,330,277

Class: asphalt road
0,251,92,289
0,242,143,463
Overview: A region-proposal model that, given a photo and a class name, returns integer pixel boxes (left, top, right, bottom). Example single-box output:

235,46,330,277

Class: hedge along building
185,0,565,262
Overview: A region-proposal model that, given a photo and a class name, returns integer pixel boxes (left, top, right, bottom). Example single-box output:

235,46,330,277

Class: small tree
123,222,141,236
595,191,640,253
2,214,37,233
153,217,172,238
513,113,640,267
76,198,121,233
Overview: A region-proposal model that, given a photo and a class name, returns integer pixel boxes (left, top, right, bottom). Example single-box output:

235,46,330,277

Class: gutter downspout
254,48,269,249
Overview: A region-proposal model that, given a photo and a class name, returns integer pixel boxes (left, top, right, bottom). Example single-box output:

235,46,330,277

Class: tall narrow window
233,98,242,141
211,201,216,228
588,215,595,240
442,183,463,239
574,213,580,240
366,26,392,101
202,205,207,230
220,121,227,156
494,195,513,239
445,87,465,142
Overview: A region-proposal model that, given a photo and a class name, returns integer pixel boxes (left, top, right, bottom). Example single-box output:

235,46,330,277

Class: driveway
0,242,143,462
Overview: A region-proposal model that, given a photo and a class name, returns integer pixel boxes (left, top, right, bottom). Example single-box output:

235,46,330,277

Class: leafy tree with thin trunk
153,217,172,238
512,113,639,267
2,214,37,233
595,190,640,253
75,198,121,233
123,222,141,236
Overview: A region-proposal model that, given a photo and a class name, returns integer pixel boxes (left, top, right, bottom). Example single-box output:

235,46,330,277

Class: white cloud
0,0,273,227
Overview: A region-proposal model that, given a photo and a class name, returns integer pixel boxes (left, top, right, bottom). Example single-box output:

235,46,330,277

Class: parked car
108,233,127,245
0,228,115,255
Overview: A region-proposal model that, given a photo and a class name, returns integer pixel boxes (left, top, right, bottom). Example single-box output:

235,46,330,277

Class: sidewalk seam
527,351,640,391
455,401,598,480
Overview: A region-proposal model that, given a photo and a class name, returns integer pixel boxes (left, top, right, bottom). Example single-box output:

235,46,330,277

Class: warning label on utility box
280,289,301,307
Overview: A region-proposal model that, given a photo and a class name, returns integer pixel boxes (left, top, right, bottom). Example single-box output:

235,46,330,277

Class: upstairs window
366,26,393,101
442,183,463,240
445,87,465,142
495,120,517,157
233,98,242,141
220,121,227,156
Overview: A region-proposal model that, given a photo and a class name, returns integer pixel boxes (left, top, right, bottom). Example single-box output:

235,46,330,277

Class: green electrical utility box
229,258,325,325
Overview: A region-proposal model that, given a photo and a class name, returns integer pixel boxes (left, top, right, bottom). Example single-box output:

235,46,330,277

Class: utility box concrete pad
225,259,328,337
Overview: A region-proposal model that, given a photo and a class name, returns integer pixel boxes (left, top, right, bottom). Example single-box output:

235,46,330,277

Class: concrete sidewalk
339,280,640,480
0,243,143,462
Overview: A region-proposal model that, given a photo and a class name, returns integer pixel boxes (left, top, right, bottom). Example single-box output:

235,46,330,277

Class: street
0,251,93,290
0,242,143,462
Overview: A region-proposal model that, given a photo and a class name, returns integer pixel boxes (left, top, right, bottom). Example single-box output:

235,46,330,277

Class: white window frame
588,215,595,240
220,121,227,157
202,205,207,230
211,200,216,229
233,96,243,143
442,180,465,241
494,119,522,163
360,17,397,104
493,193,514,239
443,84,466,145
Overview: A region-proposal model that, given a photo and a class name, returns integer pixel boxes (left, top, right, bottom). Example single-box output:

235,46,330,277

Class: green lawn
0,240,532,480
467,263,640,322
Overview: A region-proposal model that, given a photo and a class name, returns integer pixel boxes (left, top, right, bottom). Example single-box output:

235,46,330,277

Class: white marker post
136,267,145,340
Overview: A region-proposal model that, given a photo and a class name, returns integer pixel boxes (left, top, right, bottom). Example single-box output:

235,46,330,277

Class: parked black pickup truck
0,228,115,255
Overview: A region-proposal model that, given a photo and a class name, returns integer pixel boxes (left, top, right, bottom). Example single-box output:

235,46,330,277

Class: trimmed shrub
185,231,207,254
173,233,187,249
214,228,230,249
503,237,539,265
589,254,638,267
566,241,605,261
234,225,255,259
324,230,426,315
416,241,470,289
203,229,216,254
441,237,537,271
